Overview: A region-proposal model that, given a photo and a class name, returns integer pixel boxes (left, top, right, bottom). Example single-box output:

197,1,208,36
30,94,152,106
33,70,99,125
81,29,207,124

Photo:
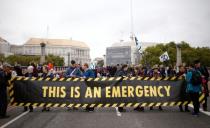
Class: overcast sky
0,0,210,59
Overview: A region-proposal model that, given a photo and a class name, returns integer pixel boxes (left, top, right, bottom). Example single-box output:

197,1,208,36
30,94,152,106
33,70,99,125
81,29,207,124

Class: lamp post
40,42,46,65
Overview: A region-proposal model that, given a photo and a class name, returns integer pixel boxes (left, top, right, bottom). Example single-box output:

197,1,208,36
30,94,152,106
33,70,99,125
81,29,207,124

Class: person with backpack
186,60,202,116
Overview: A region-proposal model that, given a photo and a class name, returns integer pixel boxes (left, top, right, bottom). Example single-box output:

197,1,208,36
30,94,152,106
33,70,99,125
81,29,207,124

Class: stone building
10,38,91,65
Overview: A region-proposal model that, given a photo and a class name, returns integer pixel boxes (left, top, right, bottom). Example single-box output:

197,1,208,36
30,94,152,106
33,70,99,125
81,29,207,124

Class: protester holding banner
41,65,51,112
0,63,11,119
65,60,82,111
65,60,82,78
149,65,163,111
23,63,38,112
177,65,190,112
196,61,209,111
133,66,144,112
186,61,202,116
82,63,95,112
115,64,129,112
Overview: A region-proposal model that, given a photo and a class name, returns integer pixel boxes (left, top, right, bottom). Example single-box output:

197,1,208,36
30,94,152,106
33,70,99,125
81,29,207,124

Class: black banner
9,76,205,107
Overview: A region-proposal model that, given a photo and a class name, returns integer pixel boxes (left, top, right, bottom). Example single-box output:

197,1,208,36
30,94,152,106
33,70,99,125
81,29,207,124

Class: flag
159,52,170,62
134,36,141,51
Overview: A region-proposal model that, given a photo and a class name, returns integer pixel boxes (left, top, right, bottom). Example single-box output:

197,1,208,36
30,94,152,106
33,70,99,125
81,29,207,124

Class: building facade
106,46,132,65
106,39,157,66
10,38,91,66
0,37,10,55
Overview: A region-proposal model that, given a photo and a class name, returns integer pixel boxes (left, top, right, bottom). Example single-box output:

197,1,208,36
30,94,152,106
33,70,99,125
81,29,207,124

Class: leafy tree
4,54,64,66
141,42,210,67
46,54,64,66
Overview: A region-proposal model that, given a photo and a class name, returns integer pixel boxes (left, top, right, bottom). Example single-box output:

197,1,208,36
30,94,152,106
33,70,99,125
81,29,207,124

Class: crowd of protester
0,59,209,118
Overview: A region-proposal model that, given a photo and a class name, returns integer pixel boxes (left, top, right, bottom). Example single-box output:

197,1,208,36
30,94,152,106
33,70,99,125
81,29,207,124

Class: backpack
191,70,202,86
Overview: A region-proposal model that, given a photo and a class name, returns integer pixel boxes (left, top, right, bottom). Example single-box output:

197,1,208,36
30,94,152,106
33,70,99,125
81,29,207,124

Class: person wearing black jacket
115,64,128,112
0,63,11,119
197,61,209,111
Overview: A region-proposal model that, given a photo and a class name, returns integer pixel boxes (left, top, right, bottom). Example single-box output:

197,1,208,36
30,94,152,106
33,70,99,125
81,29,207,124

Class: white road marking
115,107,122,117
188,104,210,116
0,111,29,128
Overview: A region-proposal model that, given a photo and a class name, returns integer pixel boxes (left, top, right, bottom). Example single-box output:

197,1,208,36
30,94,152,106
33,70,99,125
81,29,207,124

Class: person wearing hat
0,63,11,119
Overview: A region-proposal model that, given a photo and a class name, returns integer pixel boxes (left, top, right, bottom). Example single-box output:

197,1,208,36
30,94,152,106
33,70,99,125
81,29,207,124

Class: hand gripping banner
8,76,205,108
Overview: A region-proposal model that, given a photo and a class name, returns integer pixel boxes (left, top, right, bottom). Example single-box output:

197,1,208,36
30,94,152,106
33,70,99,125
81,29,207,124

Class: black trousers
189,92,200,114
0,92,8,117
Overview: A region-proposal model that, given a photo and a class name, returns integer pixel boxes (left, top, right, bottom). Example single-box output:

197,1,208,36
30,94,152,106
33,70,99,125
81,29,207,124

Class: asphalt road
1,98,210,128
